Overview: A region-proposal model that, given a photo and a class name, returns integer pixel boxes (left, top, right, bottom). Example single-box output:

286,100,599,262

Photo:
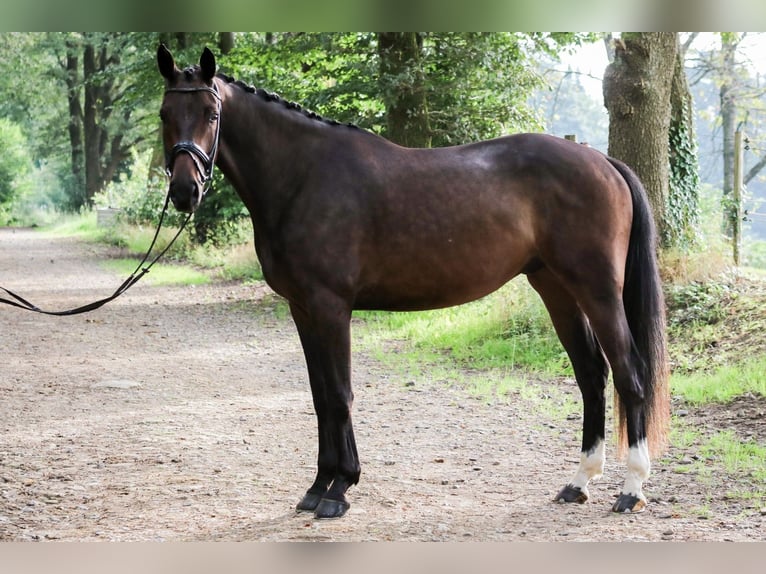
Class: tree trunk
83,41,102,206
377,32,431,148
603,33,678,241
219,32,235,55
64,40,85,208
720,34,739,238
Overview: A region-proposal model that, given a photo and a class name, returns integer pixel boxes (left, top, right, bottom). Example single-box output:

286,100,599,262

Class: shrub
0,118,33,223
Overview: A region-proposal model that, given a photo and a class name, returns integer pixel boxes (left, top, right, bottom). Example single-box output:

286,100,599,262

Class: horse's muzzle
168,177,202,213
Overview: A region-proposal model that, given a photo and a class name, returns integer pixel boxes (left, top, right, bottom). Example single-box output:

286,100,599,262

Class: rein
0,194,192,316
0,83,221,317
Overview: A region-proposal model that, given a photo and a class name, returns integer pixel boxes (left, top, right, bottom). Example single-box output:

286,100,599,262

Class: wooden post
733,129,743,266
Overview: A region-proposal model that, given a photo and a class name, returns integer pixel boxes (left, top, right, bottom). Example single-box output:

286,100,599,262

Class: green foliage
666,280,729,327
419,33,546,144
223,33,586,147
93,150,186,228
225,33,383,130
667,113,701,249
189,174,251,246
0,32,592,237
0,118,33,221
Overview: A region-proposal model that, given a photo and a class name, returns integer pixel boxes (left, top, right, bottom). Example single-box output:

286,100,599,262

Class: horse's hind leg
527,268,609,504
566,281,653,513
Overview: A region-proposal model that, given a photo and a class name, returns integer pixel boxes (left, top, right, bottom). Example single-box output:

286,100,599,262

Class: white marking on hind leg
621,439,650,502
568,439,605,499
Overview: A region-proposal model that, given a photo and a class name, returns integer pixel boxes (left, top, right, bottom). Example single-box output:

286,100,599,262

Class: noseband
163,84,222,196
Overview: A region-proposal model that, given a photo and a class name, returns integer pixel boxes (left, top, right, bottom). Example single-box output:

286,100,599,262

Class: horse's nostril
168,180,199,212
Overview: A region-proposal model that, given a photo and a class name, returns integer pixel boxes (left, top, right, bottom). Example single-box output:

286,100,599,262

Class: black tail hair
607,157,670,458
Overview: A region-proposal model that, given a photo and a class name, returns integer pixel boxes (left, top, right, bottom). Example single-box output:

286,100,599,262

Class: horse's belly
354,250,528,312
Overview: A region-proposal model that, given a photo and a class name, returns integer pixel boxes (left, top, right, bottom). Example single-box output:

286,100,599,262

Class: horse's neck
216,85,321,231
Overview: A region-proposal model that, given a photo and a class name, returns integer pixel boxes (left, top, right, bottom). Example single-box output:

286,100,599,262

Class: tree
603,33,680,245
719,33,741,238
227,33,591,148
62,33,159,208
0,33,163,210
377,32,431,147
685,33,766,245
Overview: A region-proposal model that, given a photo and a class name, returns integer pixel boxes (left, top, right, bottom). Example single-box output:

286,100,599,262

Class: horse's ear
200,47,216,84
157,43,177,81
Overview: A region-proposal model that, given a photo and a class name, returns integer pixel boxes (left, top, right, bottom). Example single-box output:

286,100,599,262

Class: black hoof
554,484,588,504
612,493,646,513
296,491,324,513
314,497,350,519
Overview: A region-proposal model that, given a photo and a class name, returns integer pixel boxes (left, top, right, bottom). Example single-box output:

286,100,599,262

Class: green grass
41,212,102,240
101,258,210,286
355,281,570,377
703,430,766,482
671,355,766,405
188,241,262,282
41,212,261,283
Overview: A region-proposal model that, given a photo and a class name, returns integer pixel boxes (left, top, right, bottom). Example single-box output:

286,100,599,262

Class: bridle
163,83,222,197
0,84,223,316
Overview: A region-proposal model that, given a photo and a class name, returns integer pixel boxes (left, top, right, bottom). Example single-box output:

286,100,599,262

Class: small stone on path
91,379,141,390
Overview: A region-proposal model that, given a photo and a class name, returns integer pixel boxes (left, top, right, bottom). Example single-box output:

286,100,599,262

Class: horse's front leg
290,299,360,519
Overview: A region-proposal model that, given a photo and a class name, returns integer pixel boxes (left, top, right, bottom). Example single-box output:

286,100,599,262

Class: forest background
0,32,765,264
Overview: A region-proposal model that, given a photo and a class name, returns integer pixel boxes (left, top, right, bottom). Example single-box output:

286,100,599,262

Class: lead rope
0,193,192,316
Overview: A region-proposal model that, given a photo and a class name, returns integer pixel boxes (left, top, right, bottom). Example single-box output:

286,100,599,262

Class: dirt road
1,228,763,541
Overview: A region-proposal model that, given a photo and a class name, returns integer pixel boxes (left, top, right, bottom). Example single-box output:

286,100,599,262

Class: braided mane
217,73,358,130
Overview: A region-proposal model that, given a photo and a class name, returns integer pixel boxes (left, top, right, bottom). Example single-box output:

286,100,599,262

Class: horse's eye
209,111,219,123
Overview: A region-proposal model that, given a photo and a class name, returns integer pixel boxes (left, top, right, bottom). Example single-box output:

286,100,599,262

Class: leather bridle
163,84,222,197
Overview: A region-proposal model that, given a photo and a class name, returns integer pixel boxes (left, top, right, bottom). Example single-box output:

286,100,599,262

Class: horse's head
157,44,221,213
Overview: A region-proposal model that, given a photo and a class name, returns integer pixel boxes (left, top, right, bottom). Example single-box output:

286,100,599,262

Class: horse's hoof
314,497,350,519
554,484,589,504
612,493,646,513
296,491,324,513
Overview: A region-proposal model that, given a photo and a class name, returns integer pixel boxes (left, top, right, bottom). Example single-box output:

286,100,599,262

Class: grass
355,280,570,377
187,241,262,282
671,356,766,405
352,281,579,424
703,430,766,482
101,258,210,286
41,211,103,241
41,212,261,284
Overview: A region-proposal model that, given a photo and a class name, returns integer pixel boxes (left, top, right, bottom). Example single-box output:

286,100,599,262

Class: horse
156,45,670,519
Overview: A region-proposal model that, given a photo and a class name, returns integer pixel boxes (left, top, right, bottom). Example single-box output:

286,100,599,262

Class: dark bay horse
157,45,670,519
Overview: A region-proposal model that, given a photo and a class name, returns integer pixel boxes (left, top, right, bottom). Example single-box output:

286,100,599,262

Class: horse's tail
608,157,670,459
